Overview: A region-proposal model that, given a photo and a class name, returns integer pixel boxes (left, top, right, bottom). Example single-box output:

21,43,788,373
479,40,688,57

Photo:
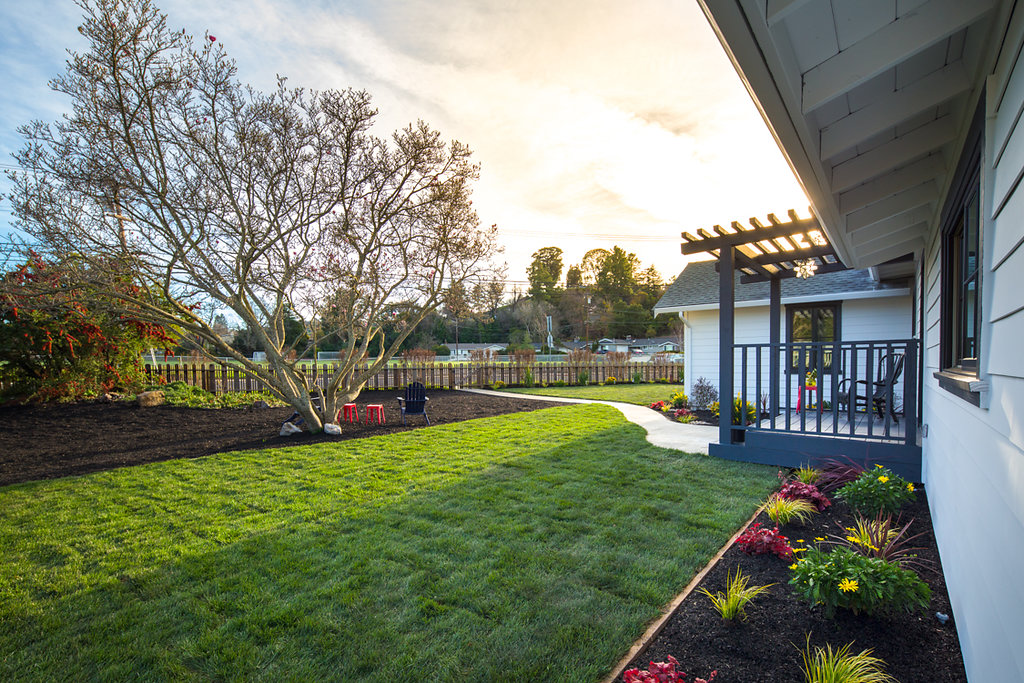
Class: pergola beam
739,261,849,283
681,217,821,255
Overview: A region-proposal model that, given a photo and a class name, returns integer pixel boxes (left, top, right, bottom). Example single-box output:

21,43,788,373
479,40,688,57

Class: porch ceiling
697,0,1012,268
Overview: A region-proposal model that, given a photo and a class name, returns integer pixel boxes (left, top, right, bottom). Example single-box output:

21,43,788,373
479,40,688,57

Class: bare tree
5,0,498,431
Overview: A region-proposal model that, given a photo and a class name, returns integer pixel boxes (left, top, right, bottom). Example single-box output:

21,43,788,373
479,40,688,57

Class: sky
0,0,809,287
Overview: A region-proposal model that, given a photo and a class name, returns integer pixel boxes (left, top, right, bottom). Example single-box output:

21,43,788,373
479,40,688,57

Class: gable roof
654,260,908,313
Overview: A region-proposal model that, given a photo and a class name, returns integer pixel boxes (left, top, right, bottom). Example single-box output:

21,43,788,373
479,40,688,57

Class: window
941,103,983,375
787,302,840,371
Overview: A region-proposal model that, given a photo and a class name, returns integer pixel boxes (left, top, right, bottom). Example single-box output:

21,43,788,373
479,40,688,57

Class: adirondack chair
837,352,905,424
397,381,430,425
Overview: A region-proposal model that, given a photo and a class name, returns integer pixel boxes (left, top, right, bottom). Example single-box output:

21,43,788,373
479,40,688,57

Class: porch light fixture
794,258,818,279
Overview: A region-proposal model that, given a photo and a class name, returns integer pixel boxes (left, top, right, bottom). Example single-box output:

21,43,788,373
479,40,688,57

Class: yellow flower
838,578,859,593
792,547,807,553
789,563,798,570
907,483,915,492
878,475,890,483
875,464,884,468
814,537,825,542
847,535,862,545
797,539,805,543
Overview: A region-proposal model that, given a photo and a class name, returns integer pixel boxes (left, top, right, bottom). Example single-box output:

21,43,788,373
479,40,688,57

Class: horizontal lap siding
923,8,1024,680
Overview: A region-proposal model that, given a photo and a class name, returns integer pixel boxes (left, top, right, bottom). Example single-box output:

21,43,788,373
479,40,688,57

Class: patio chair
837,352,905,424
397,381,430,425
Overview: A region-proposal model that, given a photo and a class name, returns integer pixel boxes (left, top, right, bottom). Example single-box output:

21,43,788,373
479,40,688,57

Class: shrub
836,465,916,515
789,545,931,617
764,494,816,525
708,401,720,417
491,380,506,390
521,369,535,388
679,413,697,424
551,380,566,387
623,656,716,683
799,638,896,683
670,389,689,409
690,376,718,410
698,567,773,621
148,381,284,409
793,466,822,484
780,481,831,512
632,371,643,384
656,377,670,384
605,376,617,385
576,370,589,386
670,407,692,421
433,344,451,356
735,522,794,560
835,511,931,573
650,400,668,411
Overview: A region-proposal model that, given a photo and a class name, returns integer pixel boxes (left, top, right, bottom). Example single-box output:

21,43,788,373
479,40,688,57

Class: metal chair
396,381,430,425
837,352,905,424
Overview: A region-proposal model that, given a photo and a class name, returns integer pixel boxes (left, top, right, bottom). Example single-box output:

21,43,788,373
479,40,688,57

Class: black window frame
940,102,984,376
786,301,841,372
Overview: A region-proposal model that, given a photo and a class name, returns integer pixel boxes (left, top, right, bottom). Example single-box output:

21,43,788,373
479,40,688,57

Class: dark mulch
0,389,561,487
621,489,966,683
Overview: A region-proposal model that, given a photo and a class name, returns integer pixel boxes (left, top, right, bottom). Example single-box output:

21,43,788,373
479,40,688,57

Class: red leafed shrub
623,655,716,683
734,522,794,560
650,400,668,410
779,481,831,511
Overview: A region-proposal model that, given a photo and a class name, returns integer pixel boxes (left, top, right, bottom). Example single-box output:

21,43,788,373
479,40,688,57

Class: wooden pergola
680,209,848,446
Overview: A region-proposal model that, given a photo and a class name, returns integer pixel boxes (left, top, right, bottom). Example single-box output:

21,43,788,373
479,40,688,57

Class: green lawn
0,404,775,681
498,383,681,406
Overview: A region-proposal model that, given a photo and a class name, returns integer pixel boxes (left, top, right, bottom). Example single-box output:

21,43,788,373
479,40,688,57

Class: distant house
447,342,504,360
596,337,680,355
654,261,912,399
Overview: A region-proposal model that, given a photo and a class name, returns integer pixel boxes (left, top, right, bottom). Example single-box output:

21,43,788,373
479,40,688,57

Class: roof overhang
696,0,1012,268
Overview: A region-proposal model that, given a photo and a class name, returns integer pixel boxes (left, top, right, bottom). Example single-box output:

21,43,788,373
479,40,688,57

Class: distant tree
5,0,497,430
595,247,640,302
443,282,473,354
565,265,583,289
527,246,564,302
580,248,609,286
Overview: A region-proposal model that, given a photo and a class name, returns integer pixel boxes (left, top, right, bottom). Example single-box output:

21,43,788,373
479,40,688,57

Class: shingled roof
654,260,908,312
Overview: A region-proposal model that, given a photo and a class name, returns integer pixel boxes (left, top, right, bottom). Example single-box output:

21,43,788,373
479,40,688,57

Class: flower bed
619,471,965,682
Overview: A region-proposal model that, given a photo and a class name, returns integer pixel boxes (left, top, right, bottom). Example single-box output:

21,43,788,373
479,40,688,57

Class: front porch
680,213,922,480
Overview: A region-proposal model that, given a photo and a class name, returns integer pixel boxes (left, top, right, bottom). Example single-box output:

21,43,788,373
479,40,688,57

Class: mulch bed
0,389,560,487
620,489,966,683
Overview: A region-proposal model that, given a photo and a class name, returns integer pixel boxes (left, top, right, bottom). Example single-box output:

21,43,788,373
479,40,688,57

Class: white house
655,261,913,401
447,342,504,360
596,337,681,354
696,1,1024,679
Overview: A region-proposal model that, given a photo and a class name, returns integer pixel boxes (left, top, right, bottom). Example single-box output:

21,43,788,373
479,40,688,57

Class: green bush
146,381,284,409
632,371,643,384
789,545,930,617
433,345,451,356
732,395,757,425
604,376,617,385
491,380,506,390
800,638,896,683
551,380,567,387
836,465,916,515
521,369,535,388
576,370,589,386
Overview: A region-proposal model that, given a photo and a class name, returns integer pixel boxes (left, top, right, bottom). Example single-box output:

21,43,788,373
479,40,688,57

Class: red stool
343,403,359,423
796,385,820,413
365,404,385,425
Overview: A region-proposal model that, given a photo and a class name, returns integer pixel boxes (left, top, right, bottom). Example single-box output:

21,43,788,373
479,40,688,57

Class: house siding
682,296,911,401
921,10,1024,679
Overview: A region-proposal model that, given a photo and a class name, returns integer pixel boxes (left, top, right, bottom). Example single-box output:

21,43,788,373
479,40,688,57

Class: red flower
209,35,217,42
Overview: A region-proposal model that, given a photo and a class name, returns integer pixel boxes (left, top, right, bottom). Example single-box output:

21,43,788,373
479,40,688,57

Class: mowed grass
499,383,681,406
0,404,775,681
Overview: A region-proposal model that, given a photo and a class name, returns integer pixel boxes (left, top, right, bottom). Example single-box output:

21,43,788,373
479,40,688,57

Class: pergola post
719,246,735,446
769,276,781,418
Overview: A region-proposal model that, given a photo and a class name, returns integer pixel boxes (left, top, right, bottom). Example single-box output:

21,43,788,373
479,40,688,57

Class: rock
137,390,165,408
280,422,303,436
324,423,342,436
251,400,269,409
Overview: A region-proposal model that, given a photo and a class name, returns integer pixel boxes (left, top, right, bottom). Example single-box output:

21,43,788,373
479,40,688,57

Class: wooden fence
143,359,683,395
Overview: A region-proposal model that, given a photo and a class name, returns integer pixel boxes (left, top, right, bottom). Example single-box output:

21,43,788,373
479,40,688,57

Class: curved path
460,388,719,454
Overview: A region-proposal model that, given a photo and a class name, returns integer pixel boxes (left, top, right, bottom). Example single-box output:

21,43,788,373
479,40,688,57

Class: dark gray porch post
769,276,781,417
719,246,735,446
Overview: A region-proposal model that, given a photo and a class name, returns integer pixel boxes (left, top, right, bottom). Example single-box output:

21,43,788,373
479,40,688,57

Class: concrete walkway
461,388,719,455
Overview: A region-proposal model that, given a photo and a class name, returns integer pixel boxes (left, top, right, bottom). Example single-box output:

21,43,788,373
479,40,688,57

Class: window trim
939,100,984,377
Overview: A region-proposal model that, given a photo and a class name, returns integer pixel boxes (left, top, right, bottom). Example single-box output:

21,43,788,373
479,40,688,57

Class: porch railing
727,339,919,446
